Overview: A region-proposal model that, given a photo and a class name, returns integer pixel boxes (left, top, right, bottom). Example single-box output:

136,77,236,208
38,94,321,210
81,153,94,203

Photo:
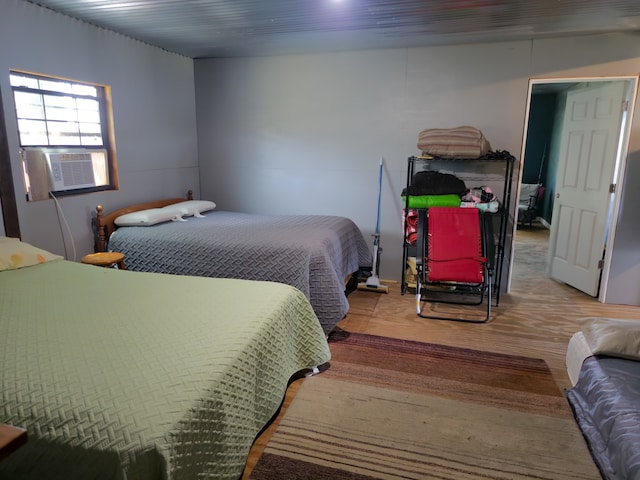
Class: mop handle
373,158,383,246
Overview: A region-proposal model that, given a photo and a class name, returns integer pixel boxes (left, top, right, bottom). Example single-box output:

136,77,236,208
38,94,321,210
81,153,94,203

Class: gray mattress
109,211,373,334
566,356,640,480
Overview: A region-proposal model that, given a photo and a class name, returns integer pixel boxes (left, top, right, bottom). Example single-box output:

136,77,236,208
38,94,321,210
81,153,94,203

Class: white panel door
549,81,626,296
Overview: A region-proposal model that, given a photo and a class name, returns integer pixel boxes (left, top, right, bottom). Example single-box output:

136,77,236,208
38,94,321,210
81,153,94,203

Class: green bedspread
0,260,330,480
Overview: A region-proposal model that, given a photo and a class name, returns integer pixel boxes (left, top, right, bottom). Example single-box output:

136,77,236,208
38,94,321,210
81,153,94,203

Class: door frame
507,75,638,301
0,84,20,238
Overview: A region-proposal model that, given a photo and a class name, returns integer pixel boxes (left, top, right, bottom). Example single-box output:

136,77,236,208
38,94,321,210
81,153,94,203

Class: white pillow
162,200,216,218
578,316,640,361
114,208,179,226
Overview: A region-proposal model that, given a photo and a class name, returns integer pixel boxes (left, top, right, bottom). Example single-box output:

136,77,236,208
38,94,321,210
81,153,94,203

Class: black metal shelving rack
401,153,515,305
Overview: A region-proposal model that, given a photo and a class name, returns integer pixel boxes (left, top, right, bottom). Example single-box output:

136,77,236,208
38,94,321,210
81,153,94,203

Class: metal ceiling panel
25,0,640,58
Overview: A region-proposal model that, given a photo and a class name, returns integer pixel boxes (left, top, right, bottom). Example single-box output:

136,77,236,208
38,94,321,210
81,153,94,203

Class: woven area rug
249,330,601,480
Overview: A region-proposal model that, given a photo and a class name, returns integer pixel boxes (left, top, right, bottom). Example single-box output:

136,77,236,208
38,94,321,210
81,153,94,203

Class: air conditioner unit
22,148,108,201
46,151,97,191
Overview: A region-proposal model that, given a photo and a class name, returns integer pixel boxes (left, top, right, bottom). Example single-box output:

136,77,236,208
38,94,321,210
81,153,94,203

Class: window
10,71,118,201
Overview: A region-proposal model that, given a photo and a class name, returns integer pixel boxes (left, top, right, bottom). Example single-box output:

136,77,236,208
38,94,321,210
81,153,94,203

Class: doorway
509,76,638,301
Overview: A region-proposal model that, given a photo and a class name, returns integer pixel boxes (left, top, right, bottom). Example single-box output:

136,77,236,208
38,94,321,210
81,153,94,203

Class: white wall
608,150,640,305
3,0,640,304
194,33,640,303
0,0,198,259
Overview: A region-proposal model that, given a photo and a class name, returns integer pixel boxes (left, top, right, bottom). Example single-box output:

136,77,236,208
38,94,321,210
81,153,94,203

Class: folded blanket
418,126,491,159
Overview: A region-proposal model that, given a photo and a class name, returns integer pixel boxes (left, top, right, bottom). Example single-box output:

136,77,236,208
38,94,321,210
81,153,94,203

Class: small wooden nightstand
0,424,27,461
81,252,126,270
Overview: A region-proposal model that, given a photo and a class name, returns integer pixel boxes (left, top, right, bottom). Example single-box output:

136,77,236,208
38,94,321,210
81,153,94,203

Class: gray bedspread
566,356,640,480
109,211,373,334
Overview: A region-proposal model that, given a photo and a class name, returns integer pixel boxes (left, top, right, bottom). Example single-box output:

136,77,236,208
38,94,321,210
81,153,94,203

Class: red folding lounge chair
415,207,494,323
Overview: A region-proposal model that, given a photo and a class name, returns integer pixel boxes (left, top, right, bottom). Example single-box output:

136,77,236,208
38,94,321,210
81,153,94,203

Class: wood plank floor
242,223,640,479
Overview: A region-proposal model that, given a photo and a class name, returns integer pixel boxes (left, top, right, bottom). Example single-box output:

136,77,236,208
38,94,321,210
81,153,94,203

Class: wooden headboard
94,190,193,252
